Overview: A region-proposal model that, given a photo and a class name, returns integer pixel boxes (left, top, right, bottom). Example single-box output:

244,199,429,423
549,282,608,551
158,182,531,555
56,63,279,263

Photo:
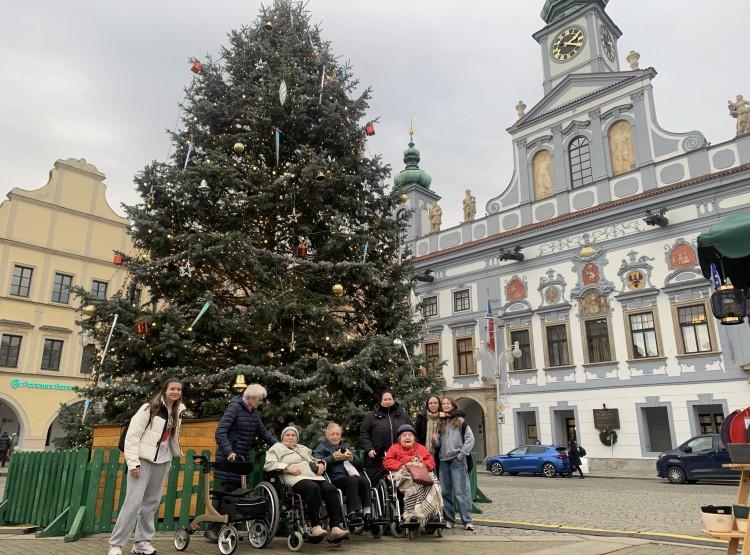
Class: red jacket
383,442,435,472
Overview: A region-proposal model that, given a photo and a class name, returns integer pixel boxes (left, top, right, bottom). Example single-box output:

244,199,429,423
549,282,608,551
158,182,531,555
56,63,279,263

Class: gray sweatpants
109,459,170,547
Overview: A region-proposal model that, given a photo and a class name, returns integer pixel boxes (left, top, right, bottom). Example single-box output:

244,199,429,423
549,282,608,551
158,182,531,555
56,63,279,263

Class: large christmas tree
58,0,442,449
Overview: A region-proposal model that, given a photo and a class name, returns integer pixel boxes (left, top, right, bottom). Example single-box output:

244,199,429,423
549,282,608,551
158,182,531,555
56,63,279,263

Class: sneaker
108,546,122,555
464,523,475,531
132,541,156,555
310,525,327,538
203,528,218,543
330,527,349,540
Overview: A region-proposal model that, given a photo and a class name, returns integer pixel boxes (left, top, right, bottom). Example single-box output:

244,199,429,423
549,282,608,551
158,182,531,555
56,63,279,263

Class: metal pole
495,340,503,455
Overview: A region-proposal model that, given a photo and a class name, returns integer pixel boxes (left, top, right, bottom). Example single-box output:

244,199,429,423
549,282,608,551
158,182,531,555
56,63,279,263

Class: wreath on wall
599,427,618,446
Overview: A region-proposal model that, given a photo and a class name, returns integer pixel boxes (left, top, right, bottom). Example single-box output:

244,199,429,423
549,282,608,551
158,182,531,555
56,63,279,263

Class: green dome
394,138,432,190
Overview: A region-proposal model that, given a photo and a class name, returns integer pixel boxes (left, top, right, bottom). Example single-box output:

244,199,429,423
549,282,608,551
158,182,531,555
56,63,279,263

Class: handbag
401,446,434,486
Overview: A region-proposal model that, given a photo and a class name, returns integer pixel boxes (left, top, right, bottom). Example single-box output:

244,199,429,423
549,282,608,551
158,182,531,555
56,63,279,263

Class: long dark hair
145,377,183,428
437,396,461,431
422,394,441,416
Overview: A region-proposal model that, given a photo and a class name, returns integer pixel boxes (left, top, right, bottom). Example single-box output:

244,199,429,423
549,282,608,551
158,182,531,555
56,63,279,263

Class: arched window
568,136,593,188
608,120,636,176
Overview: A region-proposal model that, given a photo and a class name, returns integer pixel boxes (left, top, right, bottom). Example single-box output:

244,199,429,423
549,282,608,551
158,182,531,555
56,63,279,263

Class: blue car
485,444,570,478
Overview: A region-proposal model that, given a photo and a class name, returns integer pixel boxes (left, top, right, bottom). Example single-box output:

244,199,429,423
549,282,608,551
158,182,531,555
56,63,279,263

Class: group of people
107,380,476,555
0,431,19,466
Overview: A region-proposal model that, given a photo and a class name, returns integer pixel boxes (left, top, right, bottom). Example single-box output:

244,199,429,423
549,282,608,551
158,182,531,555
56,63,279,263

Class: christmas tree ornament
400,193,408,203
232,373,247,391
83,304,97,317
297,237,308,256
183,140,194,170
279,80,288,106
319,67,325,104
188,300,212,330
191,61,202,74
365,123,375,136
179,261,195,277
275,128,281,167
263,21,273,31
332,283,344,296
197,179,210,192
233,142,245,154
315,170,327,183
134,322,148,335
288,207,300,223
255,58,268,71
113,255,124,265
362,242,369,264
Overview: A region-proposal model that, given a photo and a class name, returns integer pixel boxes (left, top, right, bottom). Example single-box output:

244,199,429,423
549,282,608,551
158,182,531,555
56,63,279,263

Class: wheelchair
173,455,279,554
328,471,385,539
374,470,446,540
265,470,350,551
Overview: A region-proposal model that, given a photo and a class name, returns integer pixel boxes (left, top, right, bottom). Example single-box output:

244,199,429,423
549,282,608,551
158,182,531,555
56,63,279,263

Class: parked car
485,444,570,477
656,434,739,484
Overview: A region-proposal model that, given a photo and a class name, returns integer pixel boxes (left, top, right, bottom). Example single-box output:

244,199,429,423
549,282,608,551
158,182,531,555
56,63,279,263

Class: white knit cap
281,425,299,441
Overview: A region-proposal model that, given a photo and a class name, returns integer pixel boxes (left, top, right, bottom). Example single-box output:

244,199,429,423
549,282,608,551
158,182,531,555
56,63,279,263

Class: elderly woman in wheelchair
382,424,445,537
263,425,349,546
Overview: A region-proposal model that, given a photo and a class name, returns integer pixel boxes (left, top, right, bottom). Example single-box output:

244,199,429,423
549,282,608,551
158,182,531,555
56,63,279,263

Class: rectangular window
80,344,96,374
133,287,143,306
629,311,659,358
0,334,22,367
546,324,570,367
510,329,532,370
585,318,612,363
455,337,475,375
453,289,470,312
51,273,73,303
677,304,712,353
423,341,441,373
422,296,438,318
10,265,33,297
91,280,108,300
41,339,64,371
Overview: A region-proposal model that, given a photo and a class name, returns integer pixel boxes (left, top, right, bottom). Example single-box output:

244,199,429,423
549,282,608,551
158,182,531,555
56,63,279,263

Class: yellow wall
0,158,131,451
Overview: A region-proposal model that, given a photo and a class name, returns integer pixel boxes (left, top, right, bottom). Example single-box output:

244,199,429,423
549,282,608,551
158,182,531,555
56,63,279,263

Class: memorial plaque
593,408,620,429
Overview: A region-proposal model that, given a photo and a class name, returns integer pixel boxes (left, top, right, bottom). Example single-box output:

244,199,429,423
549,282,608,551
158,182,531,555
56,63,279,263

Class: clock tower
534,0,622,94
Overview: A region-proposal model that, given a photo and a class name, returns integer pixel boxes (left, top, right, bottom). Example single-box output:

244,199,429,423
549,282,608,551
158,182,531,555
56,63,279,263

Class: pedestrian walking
568,439,585,479
0,432,10,467
108,377,185,555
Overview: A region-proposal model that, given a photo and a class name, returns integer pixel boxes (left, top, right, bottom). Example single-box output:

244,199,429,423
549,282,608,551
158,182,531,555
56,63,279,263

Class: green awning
698,211,750,295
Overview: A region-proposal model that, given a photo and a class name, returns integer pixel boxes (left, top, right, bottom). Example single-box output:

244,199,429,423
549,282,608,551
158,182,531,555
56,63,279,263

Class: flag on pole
486,300,495,352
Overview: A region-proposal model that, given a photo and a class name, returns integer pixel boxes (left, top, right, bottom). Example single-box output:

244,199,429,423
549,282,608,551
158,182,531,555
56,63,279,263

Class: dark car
656,434,739,484
485,444,570,478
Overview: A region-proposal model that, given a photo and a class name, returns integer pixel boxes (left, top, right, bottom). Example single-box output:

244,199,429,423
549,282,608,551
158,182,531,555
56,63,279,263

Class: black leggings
332,475,372,514
292,479,344,527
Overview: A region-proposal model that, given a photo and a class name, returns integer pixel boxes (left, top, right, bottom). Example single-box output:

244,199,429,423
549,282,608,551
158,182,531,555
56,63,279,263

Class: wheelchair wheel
250,481,280,547
287,531,304,552
370,523,384,539
173,527,190,551
389,520,405,539
408,526,419,540
246,521,270,549
217,524,238,555
436,526,443,538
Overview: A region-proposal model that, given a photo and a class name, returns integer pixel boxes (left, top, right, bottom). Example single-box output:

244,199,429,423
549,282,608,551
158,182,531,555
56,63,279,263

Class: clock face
600,26,615,61
552,27,585,62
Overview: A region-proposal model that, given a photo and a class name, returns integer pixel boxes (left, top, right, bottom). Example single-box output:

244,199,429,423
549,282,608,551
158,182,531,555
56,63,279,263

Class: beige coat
263,442,326,487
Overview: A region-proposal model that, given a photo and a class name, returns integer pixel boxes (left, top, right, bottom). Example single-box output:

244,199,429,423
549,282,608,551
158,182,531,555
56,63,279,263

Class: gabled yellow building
0,158,131,451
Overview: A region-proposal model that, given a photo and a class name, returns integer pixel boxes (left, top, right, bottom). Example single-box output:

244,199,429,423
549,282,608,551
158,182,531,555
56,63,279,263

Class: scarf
426,412,439,454
242,397,255,413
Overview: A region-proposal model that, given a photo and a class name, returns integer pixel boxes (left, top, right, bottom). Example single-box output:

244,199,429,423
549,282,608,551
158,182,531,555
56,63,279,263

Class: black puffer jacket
215,396,277,484
360,402,412,467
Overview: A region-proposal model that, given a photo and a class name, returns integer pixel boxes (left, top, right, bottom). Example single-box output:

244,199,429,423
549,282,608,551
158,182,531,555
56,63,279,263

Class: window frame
91,279,109,300
543,321,572,368
0,334,23,367
508,326,535,371
422,340,441,374
453,289,470,313
581,316,615,364
453,335,476,376
568,135,594,188
624,308,662,360
10,264,34,297
80,343,96,374
41,338,64,371
672,300,717,355
51,272,74,304
422,295,438,318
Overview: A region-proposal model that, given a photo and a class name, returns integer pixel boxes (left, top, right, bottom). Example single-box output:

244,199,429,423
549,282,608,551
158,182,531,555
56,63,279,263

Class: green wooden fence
0,448,487,541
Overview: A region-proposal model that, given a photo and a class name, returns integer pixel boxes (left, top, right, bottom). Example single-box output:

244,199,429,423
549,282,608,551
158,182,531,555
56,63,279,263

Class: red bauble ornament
113,255,123,265
134,322,148,335
365,124,375,136
191,61,202,74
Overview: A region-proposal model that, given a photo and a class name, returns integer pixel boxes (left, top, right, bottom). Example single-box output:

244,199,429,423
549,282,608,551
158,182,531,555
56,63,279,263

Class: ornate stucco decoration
570,235,615,317
664,238,702,286
502,275,533,313
617,250,655,293
538,268,569,306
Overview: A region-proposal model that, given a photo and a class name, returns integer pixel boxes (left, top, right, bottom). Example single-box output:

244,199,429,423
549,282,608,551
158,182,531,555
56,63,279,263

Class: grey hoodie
435,419,475,461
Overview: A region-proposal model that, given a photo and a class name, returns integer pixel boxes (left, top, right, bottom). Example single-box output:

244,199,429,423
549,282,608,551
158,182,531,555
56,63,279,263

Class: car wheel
490,461,504,476
541,462,558,478
666,466,687,484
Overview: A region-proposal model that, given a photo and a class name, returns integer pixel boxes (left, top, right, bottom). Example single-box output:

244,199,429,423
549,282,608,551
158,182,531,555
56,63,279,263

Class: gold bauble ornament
400,193,408,203
83,305,97,317
332,283,344,297
233,142,245,154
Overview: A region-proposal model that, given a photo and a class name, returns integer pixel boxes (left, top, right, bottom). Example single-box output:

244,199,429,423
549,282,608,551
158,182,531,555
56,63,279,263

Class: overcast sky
1,1,746,228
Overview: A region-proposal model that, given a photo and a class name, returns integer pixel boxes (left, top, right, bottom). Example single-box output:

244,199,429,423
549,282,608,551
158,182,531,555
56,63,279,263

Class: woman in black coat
567,439,584,479
207,383,277,540
359,389,412,483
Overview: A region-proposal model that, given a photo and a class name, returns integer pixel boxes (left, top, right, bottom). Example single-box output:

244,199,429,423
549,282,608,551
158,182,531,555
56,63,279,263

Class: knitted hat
396,424,417,439
281,425,299,441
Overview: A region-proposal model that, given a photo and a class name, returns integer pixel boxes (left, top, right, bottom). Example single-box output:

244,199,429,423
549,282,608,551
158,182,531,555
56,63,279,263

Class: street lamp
476,338,522,455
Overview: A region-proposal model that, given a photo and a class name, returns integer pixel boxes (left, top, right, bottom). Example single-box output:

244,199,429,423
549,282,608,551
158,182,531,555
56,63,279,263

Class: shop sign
10,379,75,391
